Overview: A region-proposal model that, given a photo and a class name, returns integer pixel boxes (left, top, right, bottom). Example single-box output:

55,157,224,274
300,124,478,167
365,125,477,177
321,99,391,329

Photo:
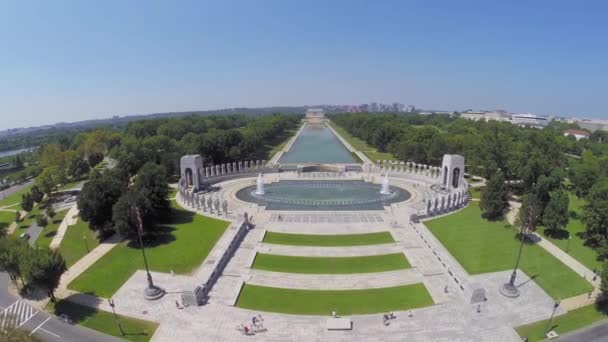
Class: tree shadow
165,208,195,225
52,294,102,324
19,284,51,301
543,228,569,240
595,300,608,315
126,225,177,249
513,232,537,245
43,230,57,238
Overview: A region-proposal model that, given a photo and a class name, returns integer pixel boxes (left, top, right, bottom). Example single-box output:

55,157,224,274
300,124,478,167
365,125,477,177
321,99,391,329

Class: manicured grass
541,193,601,271
328,122,397,162
58,219,101,267
0,183,32,208
426,202,593,299
47,299,158,342
252,253,410,274
11,206,40,238
35,209,68,249
470,186,484,199
0,210,16,235
516,302,608,341
263,231,395,246
236,283,433,315
68,206,229,298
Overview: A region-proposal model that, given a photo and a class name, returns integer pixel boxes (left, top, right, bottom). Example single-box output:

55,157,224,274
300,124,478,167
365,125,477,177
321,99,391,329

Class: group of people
382,312,396,326
239,314,266,336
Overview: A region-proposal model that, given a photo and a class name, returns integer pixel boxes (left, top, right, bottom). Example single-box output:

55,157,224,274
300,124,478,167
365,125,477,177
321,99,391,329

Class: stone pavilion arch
440,154,465,190
180,154,205,190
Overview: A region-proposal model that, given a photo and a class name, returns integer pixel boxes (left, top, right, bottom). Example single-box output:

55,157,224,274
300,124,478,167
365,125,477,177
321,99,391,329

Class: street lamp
83,234,89,253
500,196,537,298
133,206,165,300
543,301,561,335
108,298,125,336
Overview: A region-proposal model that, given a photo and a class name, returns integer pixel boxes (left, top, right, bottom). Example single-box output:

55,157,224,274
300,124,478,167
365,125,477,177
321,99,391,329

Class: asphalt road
0,273,120,341
0,179,34,204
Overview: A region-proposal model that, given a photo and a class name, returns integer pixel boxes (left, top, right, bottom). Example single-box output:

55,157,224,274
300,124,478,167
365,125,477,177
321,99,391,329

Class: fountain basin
235,180,410,211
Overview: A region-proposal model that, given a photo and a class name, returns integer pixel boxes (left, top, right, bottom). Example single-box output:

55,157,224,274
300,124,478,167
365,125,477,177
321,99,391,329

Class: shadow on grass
43,230,57,238
126,225,177,249
514,232,538,245
53,295,153,339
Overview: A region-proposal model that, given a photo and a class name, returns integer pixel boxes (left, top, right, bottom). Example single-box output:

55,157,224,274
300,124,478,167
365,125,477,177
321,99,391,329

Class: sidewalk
49,204,79,249
55,234,121,300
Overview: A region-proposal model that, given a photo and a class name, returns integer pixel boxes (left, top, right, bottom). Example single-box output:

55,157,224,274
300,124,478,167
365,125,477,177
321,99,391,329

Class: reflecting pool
278,123,356,164
236,180,410,211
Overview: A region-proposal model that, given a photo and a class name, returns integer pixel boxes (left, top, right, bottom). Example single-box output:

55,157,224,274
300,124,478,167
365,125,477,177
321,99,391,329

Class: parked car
19,233,30,240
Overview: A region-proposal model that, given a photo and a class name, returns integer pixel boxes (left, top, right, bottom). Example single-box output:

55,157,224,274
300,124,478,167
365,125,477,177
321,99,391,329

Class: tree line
331,112,608,263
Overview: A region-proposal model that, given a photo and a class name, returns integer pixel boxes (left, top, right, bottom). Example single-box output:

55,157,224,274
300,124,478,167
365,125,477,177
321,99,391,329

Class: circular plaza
106,121,579,342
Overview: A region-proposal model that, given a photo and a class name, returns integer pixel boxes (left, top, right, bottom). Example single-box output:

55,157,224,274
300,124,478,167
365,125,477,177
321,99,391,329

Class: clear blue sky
1,0,607,129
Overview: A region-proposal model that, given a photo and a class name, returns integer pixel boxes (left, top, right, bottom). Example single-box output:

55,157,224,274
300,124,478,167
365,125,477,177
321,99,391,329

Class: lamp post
83,235,89,253
500,196,537,298
133,206,165,300
543,301,561,335
108,298,125,336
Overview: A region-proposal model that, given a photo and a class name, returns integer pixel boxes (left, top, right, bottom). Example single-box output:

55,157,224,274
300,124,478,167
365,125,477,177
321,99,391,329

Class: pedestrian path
56,234,121,299
0,300,38,331
247,268,422,290
259,243,404,257
49,204,79,249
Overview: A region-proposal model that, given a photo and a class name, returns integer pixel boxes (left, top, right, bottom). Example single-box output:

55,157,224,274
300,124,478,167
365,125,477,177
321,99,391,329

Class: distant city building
460,110,509,122
406,105,416,113
577,119,608,132
510,113,549,128
563,129,591,141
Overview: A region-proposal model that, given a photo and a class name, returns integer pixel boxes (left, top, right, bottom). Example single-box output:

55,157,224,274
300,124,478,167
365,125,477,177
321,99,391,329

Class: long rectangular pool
278,123,356,164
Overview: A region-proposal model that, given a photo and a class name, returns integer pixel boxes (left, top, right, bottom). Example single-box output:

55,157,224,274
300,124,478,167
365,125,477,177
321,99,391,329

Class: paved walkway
247,269,422,290
259,242,405,257
49,205,79,249
55,234,121,300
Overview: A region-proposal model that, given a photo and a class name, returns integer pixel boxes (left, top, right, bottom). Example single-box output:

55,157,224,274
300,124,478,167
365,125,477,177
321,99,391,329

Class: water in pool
278,123,356,164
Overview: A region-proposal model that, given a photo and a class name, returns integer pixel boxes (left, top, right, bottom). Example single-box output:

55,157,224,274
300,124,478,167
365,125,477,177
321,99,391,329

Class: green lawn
236,283,433,315
0,183,32,208
11,206,41,238
58,219,101,267
35,209,69,249
328,122,397,162
0,210,16,235
516,302,608,341
470,186,484,199
541,193,601,271
47,299,158,342
68,206,229,298
263,231,395,246
426,202,592,299
252,253,410,274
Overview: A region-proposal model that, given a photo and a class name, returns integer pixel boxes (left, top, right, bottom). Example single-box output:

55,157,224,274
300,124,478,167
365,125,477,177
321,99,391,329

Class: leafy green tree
0,239,30,285
87,152,104,168
36,167,62,196
601,261,608,297
36,215,48,227
67,156,90,179
46,206,56,220
30,185,44,203
21,193,34,212
542,189,570,234
582,178,608,260
23,248,66,302
480,170,509,220
77,169,127,234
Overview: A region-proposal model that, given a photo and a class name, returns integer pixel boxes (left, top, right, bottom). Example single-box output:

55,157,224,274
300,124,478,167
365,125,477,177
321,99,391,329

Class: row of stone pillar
204,160,267,178
426,189,468,216
178,187,229,216
375,160,441,178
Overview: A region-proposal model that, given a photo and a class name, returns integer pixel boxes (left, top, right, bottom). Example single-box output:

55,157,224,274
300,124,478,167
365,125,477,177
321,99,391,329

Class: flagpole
133,206,165,300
